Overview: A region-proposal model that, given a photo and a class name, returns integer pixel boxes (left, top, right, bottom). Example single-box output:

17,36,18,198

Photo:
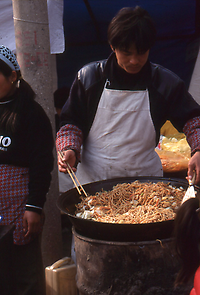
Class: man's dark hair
108,6,157,53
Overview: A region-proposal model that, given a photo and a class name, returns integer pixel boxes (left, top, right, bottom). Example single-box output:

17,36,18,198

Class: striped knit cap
0,45,20,71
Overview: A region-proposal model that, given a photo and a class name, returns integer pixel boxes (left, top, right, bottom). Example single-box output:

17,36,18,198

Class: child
174,197,200,294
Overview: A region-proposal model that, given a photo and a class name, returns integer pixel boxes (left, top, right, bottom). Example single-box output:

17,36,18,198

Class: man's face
112,44,149,74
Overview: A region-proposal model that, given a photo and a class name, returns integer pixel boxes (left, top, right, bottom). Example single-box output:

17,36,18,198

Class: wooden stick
66,162,88,197
58,150,87,196
66,165,82,195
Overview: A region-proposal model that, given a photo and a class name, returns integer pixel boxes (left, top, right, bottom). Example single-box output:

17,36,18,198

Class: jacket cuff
25,204,43,214
56,124,83,161
183,116,200,155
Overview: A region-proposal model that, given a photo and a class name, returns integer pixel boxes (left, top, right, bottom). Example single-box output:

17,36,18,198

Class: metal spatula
181,172,196,204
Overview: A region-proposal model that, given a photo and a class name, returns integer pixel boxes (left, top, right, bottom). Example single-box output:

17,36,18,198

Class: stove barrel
73,228,192,295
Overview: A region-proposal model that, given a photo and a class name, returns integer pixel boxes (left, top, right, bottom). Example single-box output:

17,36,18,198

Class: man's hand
187,151,200,184
57,149,77,173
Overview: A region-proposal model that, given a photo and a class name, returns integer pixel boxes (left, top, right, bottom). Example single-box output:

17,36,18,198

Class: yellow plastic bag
156,149,189,173
160,120,181,137
161,136,191,157
157,121,191,173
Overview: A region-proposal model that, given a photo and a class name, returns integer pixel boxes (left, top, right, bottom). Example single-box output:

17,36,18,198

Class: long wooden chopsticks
58,151,87,197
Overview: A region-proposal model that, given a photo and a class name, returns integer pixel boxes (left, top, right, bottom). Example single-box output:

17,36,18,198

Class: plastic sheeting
0,0,199,93
57,0,200,89
63,0,197,45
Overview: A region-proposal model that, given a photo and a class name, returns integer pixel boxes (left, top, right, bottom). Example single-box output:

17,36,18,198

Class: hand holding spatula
181,172,196,205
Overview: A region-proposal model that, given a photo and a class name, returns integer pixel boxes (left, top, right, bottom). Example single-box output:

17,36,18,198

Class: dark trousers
10,236,46,295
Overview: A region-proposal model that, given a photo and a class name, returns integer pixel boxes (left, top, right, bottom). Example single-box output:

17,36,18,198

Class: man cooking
56,6,200,185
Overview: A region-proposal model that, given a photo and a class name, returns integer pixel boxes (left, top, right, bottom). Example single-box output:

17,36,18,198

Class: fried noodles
75,181,187,224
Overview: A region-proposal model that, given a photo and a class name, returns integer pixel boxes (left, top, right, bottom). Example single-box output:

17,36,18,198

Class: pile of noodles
75,181,187,224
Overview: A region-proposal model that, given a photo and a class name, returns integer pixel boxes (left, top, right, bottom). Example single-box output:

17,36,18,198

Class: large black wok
57,176,199,242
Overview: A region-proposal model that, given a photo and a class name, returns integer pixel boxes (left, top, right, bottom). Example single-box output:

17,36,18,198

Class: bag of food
156,149,189,173
157,121,191,173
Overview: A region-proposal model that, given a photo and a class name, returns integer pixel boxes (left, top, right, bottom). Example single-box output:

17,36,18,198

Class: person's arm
56,61,105,173
183,117,200,184
154,68,200,132
60,74,89,136
56,124,83,172
161,74,200,183
21,102,54,238
25,103,54,213
56,71,87,172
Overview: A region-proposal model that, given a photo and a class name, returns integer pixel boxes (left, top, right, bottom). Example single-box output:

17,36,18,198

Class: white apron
76,82,163,184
